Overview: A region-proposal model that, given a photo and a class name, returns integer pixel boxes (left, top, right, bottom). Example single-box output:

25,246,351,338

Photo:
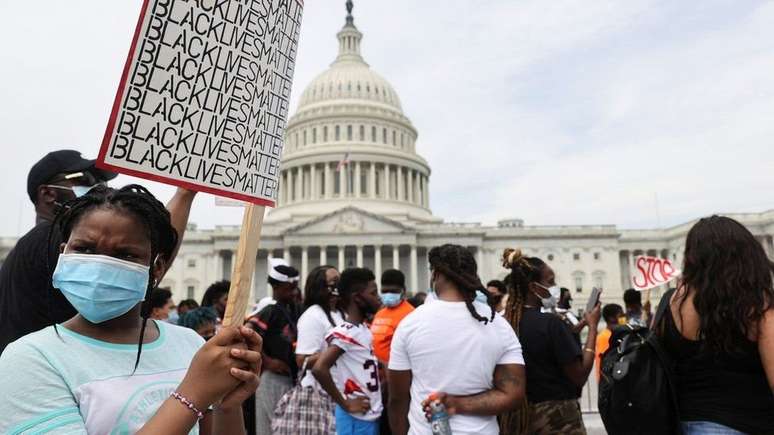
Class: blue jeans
681,421,746,435
335,405,378,435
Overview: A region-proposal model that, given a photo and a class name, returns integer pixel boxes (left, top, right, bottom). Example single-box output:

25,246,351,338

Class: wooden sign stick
222,204,266,327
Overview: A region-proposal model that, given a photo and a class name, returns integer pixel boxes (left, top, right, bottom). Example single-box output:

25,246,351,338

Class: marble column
369,163,377,198
424,175,430,207
374,245,382,280
410,245,418,292
339,165,346,198
407,170,415,203
476,247,484,270
355,162,361,198
338,246,346,271
310,164,317,200
356,245,364,267
283,248,290,263
325,163,332,199
392,245,400,269
320,246,327,265
397,166,404,201
383,164,390,200
301,246,309,288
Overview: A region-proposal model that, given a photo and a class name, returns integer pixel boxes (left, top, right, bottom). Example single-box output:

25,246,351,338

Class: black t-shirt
248,302,300,380
0,221,75,354
518,307,582,403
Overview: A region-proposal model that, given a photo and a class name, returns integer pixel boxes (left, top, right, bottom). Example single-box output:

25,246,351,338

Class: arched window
382,128,387,144
592,271,605,289
335,125,340,141
303,130,307,146
392,130,396,146
347,125,352,141
371,126,376,142
359,125,365,141
312,128,317,144
323,126,328,142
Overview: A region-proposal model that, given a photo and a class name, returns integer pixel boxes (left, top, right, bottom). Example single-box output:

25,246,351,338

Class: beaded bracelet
170,391,205,420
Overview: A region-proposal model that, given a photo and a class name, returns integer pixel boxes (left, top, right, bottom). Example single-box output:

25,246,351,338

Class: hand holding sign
632,256,680,291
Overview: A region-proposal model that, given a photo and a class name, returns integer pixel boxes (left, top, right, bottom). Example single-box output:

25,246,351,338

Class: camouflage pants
526,400,586,435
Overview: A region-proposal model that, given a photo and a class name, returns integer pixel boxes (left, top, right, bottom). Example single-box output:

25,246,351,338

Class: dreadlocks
427,244,494,324
499,248,546,434
50,184,178,371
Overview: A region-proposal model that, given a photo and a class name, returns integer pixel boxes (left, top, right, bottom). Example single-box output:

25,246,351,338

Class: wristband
584,348,595,354
170,391,205,420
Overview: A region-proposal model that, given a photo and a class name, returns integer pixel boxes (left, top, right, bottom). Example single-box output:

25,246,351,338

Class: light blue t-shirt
0,320,204,434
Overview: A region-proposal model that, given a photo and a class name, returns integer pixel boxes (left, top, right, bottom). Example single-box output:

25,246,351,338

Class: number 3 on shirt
363,360,379,392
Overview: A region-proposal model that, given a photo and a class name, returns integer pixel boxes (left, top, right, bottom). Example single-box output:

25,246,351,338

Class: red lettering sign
631,256,680,291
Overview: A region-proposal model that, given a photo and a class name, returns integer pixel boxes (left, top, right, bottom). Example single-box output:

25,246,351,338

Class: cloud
0,1,771,236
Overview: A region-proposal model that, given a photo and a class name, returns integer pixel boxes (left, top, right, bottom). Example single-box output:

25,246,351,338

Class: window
382,128,387,144
574,276,583,293
335,125,340,141
323,126,329,141
401,133,405,148
359,125,365,141
360,173,367,195
371,126,376,142
334,172,341,195
392,130,396,145
593,273,605,289
573,253,580,261
547,254,555,261
347,125,352,141
312,128,317,144
187,286,195,299
594,252,601,260
187,259,196,268
303,130,307,146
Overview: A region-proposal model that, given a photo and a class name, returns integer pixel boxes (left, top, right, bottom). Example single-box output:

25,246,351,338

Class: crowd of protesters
0,150,772,435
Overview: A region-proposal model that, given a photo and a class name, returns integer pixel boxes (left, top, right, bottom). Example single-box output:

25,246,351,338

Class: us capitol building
5,6,770,309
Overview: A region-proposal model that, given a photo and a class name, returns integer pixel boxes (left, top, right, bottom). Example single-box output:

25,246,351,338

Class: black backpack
598,289,681,435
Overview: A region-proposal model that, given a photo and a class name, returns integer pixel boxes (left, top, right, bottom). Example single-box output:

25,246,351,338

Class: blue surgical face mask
52,252,150,324
381,292,402,308
72,185,99,197
166,308,180,324
475,290,489,304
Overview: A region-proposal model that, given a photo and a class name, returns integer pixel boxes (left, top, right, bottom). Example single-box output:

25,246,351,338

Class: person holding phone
499,248,601,435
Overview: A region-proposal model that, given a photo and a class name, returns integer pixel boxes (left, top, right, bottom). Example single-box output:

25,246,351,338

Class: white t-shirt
0,321,203,434
325,322,383,421
296,304,345,388
389,300,524,435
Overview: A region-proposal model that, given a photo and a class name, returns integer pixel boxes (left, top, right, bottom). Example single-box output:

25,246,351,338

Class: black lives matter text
104,0,302,203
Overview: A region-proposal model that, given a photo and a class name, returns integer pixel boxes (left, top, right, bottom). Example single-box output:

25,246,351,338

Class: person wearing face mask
370,270,414,435
0,150,196,354
371,270,414,367
499,248,601,435
0,185,260,433
149,287,175,321
312,268,385,435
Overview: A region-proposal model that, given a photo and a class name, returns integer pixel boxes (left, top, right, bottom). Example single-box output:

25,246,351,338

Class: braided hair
427,244,494,324
499,248,546,434
50,184,178,371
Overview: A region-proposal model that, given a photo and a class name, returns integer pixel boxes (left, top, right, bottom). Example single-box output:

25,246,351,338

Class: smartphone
586,287,602,313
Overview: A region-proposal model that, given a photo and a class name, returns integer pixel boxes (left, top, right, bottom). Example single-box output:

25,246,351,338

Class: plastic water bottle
428,393,453,435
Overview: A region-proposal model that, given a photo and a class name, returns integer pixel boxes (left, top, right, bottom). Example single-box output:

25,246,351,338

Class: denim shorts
681,421,747,435
335,405,379,435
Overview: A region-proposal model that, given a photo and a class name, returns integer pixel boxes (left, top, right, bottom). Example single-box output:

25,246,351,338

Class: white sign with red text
631,255,681,291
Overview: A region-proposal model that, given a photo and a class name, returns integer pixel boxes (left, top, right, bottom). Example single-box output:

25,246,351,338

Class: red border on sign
95,0,292,208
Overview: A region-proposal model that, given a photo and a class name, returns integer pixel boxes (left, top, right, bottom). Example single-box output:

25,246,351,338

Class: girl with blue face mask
0,185,263,435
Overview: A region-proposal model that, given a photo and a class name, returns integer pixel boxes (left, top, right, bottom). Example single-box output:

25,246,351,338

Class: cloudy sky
1,0,772,237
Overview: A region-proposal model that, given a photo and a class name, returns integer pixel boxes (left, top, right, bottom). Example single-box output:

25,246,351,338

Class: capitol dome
268,2,437,225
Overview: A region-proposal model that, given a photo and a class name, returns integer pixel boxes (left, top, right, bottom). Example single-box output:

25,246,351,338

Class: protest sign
98,0,303,207
631,255,680,291
98,0,304,326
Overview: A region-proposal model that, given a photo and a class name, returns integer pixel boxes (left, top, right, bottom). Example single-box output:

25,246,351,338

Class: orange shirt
371,300,415,363
595,328,613,380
